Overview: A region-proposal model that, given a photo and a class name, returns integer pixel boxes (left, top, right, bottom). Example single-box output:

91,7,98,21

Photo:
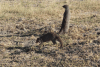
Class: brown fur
59,5,70,34
36,32,63,48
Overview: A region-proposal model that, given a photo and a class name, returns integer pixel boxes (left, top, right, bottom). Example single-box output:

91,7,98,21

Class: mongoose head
62,5,68,9
36,38,41,43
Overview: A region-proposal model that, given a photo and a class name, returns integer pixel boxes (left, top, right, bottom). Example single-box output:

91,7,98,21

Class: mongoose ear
62,5,68,8
36,38,40,43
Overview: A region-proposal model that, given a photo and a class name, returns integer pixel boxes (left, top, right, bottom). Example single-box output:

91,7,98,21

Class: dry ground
0,0,100,67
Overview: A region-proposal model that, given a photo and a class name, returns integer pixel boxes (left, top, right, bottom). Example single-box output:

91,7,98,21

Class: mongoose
36,32,63,48
59,5,70,34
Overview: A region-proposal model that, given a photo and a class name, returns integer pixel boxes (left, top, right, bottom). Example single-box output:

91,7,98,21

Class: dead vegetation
0,0,100,67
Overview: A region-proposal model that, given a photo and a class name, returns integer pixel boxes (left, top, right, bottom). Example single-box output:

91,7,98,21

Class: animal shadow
7,46,33,55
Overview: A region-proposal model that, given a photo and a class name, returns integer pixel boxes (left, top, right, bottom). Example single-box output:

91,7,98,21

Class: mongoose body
36,32,63,48
59,5,70,34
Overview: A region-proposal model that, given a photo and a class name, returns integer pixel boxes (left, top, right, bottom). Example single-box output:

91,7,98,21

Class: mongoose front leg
52,39,57,45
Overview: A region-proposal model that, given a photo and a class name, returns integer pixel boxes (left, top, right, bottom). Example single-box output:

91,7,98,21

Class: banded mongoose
59,5,70,34
36,32,63,48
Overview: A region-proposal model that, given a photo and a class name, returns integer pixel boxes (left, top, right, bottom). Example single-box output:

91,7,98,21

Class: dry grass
0,0,100,67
